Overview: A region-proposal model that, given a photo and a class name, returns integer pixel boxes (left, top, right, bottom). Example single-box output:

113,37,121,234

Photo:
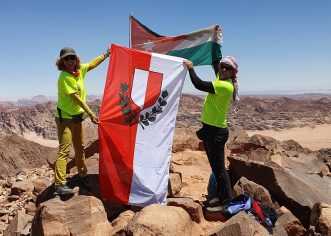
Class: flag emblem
118,74,169,129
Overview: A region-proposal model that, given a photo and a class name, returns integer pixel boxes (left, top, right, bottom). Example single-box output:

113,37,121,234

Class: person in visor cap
53,46,111,196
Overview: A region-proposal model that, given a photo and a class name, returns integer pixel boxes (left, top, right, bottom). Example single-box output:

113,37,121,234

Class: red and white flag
99,44,187,206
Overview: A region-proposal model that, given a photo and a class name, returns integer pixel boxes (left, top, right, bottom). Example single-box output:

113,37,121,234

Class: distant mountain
0,102,58,139
0,101,16,109
0,95,51,108
86,95,102,102
2,89,330,108
16,95,51,107
241,89,331,96
31,95,49,102
0,100,101,141
0,95,103,108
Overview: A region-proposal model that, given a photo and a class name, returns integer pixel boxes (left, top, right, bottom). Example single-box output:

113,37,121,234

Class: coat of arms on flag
130,15,222,66
98,44,187,206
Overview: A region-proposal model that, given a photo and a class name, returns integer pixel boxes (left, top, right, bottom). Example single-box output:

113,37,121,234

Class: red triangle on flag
130,15,188,54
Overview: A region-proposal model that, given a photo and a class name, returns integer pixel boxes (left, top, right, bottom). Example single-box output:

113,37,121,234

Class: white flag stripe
128,54,187,206
172,26,218,50
131,68,149,110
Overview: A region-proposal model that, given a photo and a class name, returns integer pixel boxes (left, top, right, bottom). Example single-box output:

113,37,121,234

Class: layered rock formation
0,94,331,235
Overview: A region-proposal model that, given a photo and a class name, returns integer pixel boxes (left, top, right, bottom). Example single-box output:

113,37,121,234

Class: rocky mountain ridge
1,94,330,181
176,94,331,131
0,101,101,140
1,94,330,141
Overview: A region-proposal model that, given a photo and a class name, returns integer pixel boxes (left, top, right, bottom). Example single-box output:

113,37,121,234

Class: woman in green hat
53,47,110,196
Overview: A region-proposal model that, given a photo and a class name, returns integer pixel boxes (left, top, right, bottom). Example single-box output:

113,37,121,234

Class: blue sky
0,0,330,99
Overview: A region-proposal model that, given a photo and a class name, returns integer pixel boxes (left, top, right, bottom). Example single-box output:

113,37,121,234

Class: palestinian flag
130,15,222,66
99,44,187,206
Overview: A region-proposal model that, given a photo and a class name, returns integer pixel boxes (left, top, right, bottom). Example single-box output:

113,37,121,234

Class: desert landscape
0,94,330,235
247,124,331,151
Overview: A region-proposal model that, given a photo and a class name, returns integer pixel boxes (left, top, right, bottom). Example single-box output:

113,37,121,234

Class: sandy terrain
247,124,331,151
23,124,331,151
23,132,58,148
23,124,331,152
172,150,211,201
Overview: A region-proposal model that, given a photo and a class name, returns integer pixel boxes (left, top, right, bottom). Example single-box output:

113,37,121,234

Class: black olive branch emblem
118,82,168,129
118,83,139,125
139,90,168,128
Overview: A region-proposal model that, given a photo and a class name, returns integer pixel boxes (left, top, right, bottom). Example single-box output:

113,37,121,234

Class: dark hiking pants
200,123,232,205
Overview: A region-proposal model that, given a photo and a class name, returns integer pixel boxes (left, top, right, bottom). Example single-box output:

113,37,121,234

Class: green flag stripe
167,41,221,66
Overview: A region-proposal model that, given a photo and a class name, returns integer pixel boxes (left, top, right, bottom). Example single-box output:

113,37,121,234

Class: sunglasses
63,55,76,61
220,65,233,71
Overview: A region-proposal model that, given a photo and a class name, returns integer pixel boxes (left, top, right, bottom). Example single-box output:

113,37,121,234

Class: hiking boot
54,185,75,196
203,197,220,207
206,204,227,212
78,176,92,191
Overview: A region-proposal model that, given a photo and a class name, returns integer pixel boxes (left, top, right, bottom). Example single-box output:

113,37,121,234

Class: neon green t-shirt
201,76,234,128
55,64,89,119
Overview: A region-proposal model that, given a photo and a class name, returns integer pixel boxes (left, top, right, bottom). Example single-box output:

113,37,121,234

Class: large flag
130,15,222,66
99,44,187,206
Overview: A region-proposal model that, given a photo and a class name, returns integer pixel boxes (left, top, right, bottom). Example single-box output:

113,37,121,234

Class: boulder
228,126,250,143
10,179,36,196
31,195,112,236
111,210,135,235
273,206,306,236
3,210,33,236
168,172,182,196
317,148,331,168
310,203,331,236
125,204,201,236
167,197,204,223
233,176,274,208
0,222,7,234
207,211,269,236
26,201,37,216
33,177,52,194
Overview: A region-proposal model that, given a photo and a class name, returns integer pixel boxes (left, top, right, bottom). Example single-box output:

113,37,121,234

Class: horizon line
1,89,331,101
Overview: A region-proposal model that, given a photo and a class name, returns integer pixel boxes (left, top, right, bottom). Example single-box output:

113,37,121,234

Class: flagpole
129,12,133,48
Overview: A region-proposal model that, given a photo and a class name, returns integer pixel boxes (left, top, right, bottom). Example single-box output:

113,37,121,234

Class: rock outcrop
125,204,202,236
31,196,112,236
207,211,270,236
310,203,331,236
228,134,331,228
